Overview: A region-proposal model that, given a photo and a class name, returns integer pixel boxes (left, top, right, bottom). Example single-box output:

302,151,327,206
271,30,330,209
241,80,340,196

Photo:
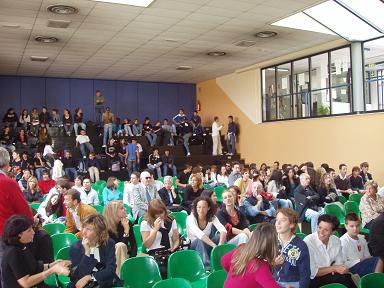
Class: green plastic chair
296,225,301,233
124,204,135,223
98,191,104,206
120,256,162,288
153,278,192,288
338,195,347,204
44,274,59,287
117,181,125,193
95,180,107,187
158,177,164,183
359,272,384,288
320,284,347,288
138,215,145,226
207,270,227,288
248,223,258,231
210,244,236,272
55,246,71,288
91,204,104,214
29,202,41,210
168,250,208,288
344,201,360,216
43,223,66,236
296,232,306,240
51,233,77,259
324,203,345,227
133,225,146,253
170,211,188,236
214,186,227,203
349,193,363,205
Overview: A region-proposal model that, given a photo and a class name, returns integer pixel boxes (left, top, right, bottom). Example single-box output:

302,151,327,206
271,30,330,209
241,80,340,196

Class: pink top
221,248,280,288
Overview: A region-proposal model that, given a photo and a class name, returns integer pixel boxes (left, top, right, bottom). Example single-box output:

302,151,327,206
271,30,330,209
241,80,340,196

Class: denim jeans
227,233,249,246
64,167,77,181
127,160,137,178
191,232,220,269
79,142,94,158
163,164,177,176
103,123,113,146
226,133,236,154
73,122,86,135
35,167,45,180
147,164,162,178
64,124,73,136
145,132,157,147
183,132,192,154
305,208,324,233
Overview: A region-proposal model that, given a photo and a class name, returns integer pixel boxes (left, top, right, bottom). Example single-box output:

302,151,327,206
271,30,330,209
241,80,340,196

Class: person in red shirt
0,146,33,288
38,170,56,195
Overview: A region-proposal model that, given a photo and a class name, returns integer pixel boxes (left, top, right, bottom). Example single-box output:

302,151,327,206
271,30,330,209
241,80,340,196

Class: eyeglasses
145,177,151,180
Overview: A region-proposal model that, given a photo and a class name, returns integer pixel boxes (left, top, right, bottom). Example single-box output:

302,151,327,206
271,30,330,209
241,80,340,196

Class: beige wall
197,39,384,184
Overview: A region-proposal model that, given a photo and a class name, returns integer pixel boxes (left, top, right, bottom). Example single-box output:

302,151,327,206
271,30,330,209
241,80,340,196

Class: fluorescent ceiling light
272,12,335,35
91,0,154,7
304,0,382,41
267,68,289,72
336,0,384,33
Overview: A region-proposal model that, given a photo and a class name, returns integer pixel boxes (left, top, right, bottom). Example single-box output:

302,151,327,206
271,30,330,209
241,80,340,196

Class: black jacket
294,184,320,222
158,187,180,207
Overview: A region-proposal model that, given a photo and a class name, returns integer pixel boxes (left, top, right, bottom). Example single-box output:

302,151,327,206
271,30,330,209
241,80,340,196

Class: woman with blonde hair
222,222,280,287
23,176,43,203
182,173,204,212
104,200,137,276
68,214,121,287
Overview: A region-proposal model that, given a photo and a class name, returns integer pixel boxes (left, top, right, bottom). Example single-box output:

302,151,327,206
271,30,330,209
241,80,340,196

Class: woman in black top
182,173,204,212
103,200,137,277
28,212,54,264
23,176,43,203
282,168,300,203
143,117,157,147
350,166,364,191
2,215,69,288
73,108,86,136
62,108,73,136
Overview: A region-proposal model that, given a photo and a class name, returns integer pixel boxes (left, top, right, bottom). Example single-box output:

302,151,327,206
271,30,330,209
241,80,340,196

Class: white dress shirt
186,214,226,242
340,233,371,268
211,121,222,137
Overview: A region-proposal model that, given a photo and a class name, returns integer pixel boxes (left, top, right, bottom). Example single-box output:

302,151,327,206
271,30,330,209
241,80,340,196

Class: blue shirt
125,143,137,161
102,187,122,206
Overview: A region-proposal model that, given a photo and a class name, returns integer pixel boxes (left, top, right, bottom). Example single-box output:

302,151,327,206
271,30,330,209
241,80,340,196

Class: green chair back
296,225,301,233
296,232,306,240
158,177,164,183
56,246,70,260
344,201,360,216
324,203,345,226
207,270,227,288
214,186,227,203
248,223,258,231
95,180,107,187
133,225,146,253
349,193,363,205
117,181,125,193
320,284,347,288
153,278,192,288
51,233,77,259
338,195,347,204
120,256,161,288
44,274,58,287
43,223,66,236
167,250,207,282
138,215,144,226
359,272,384,288
29,202,41,210
170,211,188,235
98,191,104,206
91,204,104,214
210,244,236,272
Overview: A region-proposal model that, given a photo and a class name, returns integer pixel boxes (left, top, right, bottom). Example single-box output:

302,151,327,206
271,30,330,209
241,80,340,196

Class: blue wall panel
20,77,45,110
178,84,196,118
138,82,158,121
158,83,178,121
116,81,138,120
46,78,70,113
70,79,94,121
0,76,20,115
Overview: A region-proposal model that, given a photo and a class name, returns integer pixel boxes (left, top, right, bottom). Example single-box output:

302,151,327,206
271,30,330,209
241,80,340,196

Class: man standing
94,90,104,125
63,189,97,239
226,115,237,155
211,116,223,156
125,138,140,178
0,147,33,288
102,107,115,147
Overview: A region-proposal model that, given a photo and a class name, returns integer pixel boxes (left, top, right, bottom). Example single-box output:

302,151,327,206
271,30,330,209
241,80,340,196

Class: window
261,45,352,121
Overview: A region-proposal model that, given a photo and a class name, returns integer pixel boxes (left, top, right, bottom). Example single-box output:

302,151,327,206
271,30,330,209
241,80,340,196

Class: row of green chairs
319,272,384,288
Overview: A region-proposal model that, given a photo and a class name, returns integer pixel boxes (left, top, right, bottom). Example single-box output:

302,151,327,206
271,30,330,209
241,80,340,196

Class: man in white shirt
211,116,223,156
123,171,140,209
76,129,94,158
340,212,383,277
303,214,356,288
80,178,99,205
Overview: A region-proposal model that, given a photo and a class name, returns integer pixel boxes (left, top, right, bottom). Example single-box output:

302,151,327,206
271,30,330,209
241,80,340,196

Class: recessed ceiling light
91,0,155,7
30,56,49,62
47,5,79,15
35,36,59,43
255,31,278,38
206,51,226,57
176,66,192,70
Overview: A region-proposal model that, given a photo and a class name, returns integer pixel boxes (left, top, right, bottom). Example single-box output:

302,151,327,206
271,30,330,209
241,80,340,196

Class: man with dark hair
162,149,177,176
38,169,56,195
211,116,223,156
226,115,237,155
176,164,192,191
334,164,353,198
125,138,140,178
64,189,97,238
94,89,104,124
360,162,373,184
228,162,241,186
102,107,115,147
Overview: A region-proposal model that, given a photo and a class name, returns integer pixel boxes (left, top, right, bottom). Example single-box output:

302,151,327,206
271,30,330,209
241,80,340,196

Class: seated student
0,126,15,152
18,168,32,191
304,214,356,288
33,152,46,181
267,170,293,209
30,108,40,137
147,148,162,179
243,181,276,224
117,118,133,137
294,173,323,233
49,108,62,128
349,166,364,192
2,215,70,288
28,212,54,264
37,169,56,195
63,189,97,239
162,149,177,177
23,176,43,203
186,196,226,268
73,108,86,136
317,173,340,207
39,106,51,128
217,190,250,245
86,152,100,183
68,214,121,288
201,189,219,210
158,175,182,212
217,165,229,187
123,172,140,209
104,200,137,277
131,118,142,136
15,128,28,149
334,164,353,198
222,222,280,288
61,150,78,181
359,162,373,184
161,118,174,146
340,212,384,277
359,180,384,229
176,164,192,191
182,173,204,212
103,176,123,206
62,108,73,136
80,178,100,205
274,208,311,288
143,117,157,147
72,175,83,193
76,129,94,158
234,168,252,197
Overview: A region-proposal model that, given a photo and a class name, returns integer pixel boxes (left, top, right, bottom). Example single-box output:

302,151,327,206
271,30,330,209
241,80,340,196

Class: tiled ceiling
0,0,338,83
